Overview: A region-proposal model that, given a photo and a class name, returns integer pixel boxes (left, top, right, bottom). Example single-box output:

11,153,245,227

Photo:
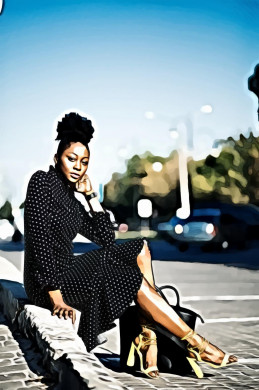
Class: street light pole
169,115,194,219
177,148,190,219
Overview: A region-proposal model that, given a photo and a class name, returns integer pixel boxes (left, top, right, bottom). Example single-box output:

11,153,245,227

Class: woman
24,112,237,380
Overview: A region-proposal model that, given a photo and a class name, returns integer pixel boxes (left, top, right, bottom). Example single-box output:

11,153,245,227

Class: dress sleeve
24,170,60,290
78,207,115,248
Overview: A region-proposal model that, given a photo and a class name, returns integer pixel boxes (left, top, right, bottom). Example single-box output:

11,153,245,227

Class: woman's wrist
84,191,98,201
47,289,61,296
85,189,95,195
47,289,64,304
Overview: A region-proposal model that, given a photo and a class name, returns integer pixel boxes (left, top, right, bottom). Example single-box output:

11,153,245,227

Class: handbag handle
155,284,205,324
155,284,180,306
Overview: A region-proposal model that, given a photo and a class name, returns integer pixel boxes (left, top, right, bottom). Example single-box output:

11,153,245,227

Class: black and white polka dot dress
23,164,145,352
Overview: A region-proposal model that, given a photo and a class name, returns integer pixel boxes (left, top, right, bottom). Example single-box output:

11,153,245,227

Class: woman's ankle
142,327,155,338
182,330,202,347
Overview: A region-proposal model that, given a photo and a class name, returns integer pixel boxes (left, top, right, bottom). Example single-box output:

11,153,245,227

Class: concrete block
0,280,125,390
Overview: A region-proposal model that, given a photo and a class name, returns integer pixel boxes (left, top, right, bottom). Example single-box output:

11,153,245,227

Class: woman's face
58,142,90,184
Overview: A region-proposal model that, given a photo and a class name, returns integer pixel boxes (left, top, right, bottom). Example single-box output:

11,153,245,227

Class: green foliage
0,201,14,223
190,132,259,205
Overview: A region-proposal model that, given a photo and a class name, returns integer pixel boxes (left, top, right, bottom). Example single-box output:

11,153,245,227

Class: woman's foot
182,330,238,367
135,326,159,378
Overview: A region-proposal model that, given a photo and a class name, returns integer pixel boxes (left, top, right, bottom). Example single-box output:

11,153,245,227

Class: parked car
157,203,259,251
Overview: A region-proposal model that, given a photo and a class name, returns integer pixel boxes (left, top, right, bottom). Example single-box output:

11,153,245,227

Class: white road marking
205,317,259,323
237,358,259,364
182,295,259,302
165,294,259,324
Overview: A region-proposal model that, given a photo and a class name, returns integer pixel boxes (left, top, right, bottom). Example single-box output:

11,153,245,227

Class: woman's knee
139,241,151,260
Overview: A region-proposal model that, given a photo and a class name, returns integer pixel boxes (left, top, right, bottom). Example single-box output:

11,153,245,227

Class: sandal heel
127,342,136,367
127,331,159,379
186,357,204,378
181,329,238,371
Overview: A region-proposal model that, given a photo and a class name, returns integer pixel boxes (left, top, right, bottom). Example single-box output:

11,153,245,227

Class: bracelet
85,191,98,201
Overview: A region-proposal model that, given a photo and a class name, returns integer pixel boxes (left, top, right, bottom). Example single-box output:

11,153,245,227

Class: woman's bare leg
136,278,238,365
135,241,159,377
137,241,156,289
137,277,190,337
137,242,189,337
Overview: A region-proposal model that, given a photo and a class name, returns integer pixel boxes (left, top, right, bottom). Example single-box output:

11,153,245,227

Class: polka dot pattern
24,164,145,351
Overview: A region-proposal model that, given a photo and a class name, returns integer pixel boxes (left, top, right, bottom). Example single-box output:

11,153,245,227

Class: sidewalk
1,255,259,389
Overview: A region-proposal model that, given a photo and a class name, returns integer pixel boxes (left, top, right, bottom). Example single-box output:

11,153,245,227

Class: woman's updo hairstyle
55,112,94,165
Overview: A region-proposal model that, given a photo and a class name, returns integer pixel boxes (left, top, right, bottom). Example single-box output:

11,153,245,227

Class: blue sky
0,0,259,206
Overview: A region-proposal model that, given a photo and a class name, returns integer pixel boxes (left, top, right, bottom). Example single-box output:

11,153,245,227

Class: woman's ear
53,154,58,165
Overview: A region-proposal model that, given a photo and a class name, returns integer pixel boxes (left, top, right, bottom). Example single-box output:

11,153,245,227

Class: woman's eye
67,157,88,165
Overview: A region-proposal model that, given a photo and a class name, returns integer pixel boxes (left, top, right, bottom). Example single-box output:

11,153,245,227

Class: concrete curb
0,280,125,390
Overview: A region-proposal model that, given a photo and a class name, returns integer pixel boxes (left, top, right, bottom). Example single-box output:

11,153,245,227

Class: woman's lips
70,173,80,179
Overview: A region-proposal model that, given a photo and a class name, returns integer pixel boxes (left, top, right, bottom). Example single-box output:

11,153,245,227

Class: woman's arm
24,171,60,290
78,203,116,248
25,171,76,322
76,176,115,248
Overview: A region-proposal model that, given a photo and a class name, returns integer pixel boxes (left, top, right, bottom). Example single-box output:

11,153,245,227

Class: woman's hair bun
55,112,94,145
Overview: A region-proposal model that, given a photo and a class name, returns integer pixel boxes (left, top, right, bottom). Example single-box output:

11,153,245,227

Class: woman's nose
74,161,81,170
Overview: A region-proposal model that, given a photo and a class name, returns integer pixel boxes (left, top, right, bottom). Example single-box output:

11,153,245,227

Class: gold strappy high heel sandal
126,324,159,379
181,329,238,378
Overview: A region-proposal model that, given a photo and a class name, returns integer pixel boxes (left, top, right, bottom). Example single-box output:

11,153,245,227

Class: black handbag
119,284,204,375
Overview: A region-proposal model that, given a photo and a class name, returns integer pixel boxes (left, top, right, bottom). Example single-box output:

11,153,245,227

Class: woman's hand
76,173,104,212
75,173,94,194
47,289,76,324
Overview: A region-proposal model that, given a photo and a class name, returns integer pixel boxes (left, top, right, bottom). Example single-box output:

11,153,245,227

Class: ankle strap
181,329,196,341
196,337,209,354
140,333,157,345
181,330,209,354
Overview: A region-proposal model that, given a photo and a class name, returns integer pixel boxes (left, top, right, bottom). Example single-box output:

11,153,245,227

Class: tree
189,132,259,205
103,151,180,224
